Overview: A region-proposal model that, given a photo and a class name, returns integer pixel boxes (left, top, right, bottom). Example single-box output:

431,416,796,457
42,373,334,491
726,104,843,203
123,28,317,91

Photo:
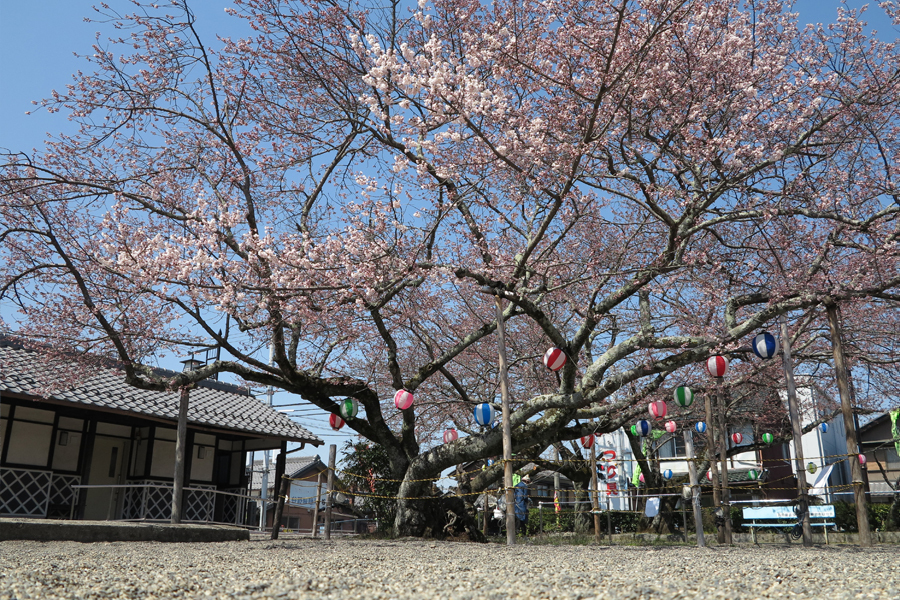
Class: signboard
742,505,835,520
597,448,618,495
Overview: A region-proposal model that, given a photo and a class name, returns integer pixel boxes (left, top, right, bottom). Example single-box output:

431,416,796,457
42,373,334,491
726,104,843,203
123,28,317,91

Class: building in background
0,336,321,524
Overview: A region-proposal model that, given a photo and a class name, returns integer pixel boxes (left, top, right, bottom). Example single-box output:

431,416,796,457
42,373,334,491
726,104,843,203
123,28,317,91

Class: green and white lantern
339,398,359,419
674,386,694,408
762,432,774,445
806,462,817,475
748,469,759,481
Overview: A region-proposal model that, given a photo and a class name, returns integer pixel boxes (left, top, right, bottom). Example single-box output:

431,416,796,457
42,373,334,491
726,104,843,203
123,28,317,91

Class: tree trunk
572,481,591,534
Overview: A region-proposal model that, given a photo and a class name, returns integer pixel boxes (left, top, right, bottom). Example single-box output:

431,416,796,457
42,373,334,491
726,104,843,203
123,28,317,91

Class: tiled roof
249,455,323,490
0,338,321,446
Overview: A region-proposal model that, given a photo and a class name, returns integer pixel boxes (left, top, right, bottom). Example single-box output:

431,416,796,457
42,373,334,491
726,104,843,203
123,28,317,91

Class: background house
857,410,900,503
0,337,321,524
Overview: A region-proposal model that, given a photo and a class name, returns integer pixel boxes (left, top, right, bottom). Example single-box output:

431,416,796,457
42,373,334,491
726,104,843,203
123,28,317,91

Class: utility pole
716,383,733,545
590,440,601,543
825,304,872,547
495,296,516,546
171,386,190,524
311,472,323,537
683,429,705,548
704,391,723,543
780,314,813,546
324,444,336,541
260,344,275,530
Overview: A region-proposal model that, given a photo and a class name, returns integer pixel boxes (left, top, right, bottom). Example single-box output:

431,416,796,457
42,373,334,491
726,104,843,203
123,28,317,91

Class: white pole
259,343,274,531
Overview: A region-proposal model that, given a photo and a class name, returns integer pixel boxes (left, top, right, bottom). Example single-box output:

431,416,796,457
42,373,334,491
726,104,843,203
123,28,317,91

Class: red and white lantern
648,400,668,419
731,432,743,445
394,389,414,410
543,348,567,372
329,413,345,430
706,355,729,378
581,434,595,449
706,471,713,481
443,429,458,444
665,420,677,434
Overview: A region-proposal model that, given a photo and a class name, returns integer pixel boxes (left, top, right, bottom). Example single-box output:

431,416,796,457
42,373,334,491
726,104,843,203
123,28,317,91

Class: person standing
514,475,531,536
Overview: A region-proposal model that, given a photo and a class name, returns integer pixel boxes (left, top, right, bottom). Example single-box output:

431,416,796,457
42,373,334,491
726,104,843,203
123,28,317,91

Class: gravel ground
1,538,898,600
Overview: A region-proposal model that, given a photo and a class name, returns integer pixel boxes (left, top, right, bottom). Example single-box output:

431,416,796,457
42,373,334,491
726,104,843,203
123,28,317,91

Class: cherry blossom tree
1,0,898,535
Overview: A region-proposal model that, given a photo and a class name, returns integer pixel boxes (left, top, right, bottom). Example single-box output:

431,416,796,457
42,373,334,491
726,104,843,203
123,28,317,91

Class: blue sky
1,0,896,155
0,0,896,462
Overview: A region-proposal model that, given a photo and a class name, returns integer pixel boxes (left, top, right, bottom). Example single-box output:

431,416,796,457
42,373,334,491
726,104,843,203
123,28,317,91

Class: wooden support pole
781,315,814,546
171,386,190,524
270,446,287,539
324,444,336,540
311,472,323,537
683,429,706,548
271,476,289,540
825,304,872,547
590,441,601,543
716,382,733,545
704,389,723,543
495,297,516,546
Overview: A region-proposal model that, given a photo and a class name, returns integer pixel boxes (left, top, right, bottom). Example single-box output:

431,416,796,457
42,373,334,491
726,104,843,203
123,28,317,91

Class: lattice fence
0,468,52,517
220,488,249,525
46,474,81,518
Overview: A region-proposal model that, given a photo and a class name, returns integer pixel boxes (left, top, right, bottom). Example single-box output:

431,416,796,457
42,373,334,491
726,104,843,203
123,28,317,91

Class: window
658,435,686,458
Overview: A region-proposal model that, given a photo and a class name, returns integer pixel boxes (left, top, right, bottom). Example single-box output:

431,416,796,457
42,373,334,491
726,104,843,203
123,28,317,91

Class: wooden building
0,337,321,524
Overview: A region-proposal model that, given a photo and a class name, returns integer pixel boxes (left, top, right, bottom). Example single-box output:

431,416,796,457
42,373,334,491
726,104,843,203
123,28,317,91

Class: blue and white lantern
636,420,652,437
820,422,828,433
473,403,497,426
695,421,707,434
663,469,673,480
751,331,778,359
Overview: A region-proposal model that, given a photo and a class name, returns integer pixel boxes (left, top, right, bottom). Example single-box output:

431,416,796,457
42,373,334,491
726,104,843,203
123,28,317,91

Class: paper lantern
695,421,707,434
329,413,345,430
807,462,817,474
820,423,828,433
859,454,867,465
630,424,638,437
706,471,713,481
665,420,677,433
393,389,414,410
443,429,458,444
706,355,729,378
639,473,645,483
674,385,694,407
731,432,743,445
543,347,567,372
339,398,358,419
762,433,774,445
473,403,497,426
581,434,595,449
636,420,651,437
748,469,759,481
663,469,673,480
751,331,778,359
648,400,668,419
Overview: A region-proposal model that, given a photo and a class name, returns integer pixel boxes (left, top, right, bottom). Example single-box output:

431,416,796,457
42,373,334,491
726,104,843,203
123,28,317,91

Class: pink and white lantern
706,355,729,378
648,401,668,419
443,429,458,444
543,348,567,372
859,454,867,465
394,389,414,410
731,432,743,445
665,420,677,433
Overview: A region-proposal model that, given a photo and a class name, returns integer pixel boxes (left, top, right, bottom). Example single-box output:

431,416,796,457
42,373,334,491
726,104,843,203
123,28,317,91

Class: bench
742,505,836,544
